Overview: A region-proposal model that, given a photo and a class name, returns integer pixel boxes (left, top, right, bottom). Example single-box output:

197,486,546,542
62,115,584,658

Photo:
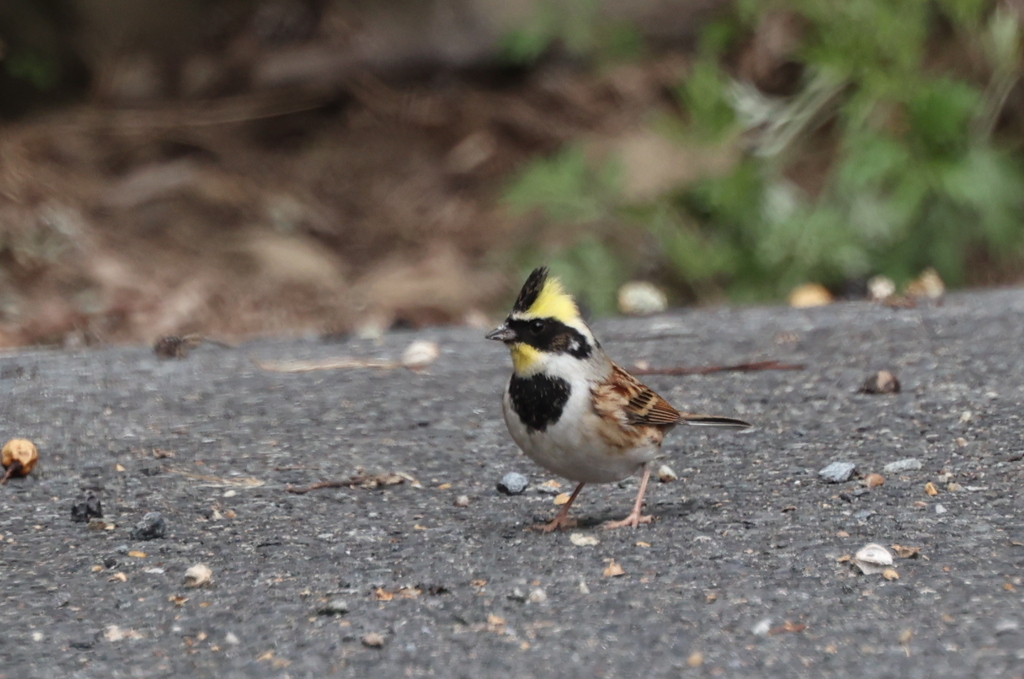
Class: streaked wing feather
609,364,681,427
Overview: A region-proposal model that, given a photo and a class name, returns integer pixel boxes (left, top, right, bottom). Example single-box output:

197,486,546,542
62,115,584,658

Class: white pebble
618,281,668,316
853,543,893,574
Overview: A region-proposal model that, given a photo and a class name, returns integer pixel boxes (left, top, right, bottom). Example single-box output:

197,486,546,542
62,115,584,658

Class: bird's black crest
512,267,549,314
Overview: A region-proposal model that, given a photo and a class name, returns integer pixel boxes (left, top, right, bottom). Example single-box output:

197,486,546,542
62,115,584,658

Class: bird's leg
533,482,585,533
602,464,654,530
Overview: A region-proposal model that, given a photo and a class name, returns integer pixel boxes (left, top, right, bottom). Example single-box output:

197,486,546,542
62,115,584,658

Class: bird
486,267,751,531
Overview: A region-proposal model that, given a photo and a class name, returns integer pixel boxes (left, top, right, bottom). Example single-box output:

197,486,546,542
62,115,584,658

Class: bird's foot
601,512,653,530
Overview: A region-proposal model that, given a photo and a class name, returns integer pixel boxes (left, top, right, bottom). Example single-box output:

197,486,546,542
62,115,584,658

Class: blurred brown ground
0,0,731,348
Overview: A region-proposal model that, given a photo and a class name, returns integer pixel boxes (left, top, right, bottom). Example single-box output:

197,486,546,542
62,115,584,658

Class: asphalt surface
2,290,1024,678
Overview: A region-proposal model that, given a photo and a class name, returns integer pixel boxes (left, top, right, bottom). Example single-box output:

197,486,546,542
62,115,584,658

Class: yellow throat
509,342,542,374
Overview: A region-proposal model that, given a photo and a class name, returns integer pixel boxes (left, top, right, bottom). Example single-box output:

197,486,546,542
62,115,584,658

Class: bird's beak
486,322,517,342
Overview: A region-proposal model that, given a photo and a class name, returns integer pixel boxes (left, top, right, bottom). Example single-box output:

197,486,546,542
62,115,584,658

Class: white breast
501,355,662,484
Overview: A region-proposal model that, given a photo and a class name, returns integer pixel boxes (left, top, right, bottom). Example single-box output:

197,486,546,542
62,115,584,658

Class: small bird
487,267,750,531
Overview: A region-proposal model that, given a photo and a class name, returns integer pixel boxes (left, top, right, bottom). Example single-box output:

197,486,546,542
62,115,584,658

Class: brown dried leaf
603,560,626,577
769,621,806,635
891,545,922,559
253,357,400,373
553,493,571,506
882,568,900,580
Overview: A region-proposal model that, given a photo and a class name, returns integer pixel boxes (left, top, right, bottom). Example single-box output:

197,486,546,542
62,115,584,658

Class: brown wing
595,363,681,428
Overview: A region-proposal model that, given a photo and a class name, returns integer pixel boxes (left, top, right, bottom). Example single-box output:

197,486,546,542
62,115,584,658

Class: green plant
502,145,631,314
502,0,1024,307
674,0,1024,296
500,0,643,65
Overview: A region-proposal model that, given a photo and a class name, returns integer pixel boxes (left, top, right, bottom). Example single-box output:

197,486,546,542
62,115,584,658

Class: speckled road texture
2,290,1023,678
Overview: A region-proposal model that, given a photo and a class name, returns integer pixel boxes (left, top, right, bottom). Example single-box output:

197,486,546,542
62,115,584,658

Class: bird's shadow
531,497,703,530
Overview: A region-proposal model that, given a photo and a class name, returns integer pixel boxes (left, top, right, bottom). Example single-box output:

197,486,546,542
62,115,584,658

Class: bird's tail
678,414,751,428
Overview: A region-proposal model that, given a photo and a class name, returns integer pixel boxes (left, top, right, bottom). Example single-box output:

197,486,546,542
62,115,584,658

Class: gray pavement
2,290,1024,678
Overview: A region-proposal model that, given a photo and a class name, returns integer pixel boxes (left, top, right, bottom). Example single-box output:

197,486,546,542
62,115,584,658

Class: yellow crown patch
526,275,579,324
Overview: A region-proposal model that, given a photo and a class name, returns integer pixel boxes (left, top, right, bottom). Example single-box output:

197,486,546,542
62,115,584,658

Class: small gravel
496,472,529,495
819,462,857,483
316,599,349,616
129,512,166,540
70,492,103,523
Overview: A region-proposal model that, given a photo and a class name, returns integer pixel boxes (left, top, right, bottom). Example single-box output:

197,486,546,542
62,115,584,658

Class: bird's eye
530,319,545,334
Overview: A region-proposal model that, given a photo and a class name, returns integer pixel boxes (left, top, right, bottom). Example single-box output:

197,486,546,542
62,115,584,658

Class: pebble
70,492,103,523
618,281,668,315
362,632,386,648
819,462,856,483
183,563,213,587
496,472,529,496
453,495,470,507
859,370,900,394
317,599,350,616
130,512,166,540
854,510,875,521
528,588,547,604
883,458,923,474
935,504,947,515
752,618,773,636
995,619,1020,635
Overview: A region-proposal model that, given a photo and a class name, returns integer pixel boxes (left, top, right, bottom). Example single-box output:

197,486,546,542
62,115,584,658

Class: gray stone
130,512,166,540
883,458,923,474
496,472,529,495
819,462,856,483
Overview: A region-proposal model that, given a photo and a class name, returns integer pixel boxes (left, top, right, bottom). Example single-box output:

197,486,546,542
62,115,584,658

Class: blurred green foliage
500,0,644,65
504,0,1024,308
502,146,629,314
4,50,60,91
